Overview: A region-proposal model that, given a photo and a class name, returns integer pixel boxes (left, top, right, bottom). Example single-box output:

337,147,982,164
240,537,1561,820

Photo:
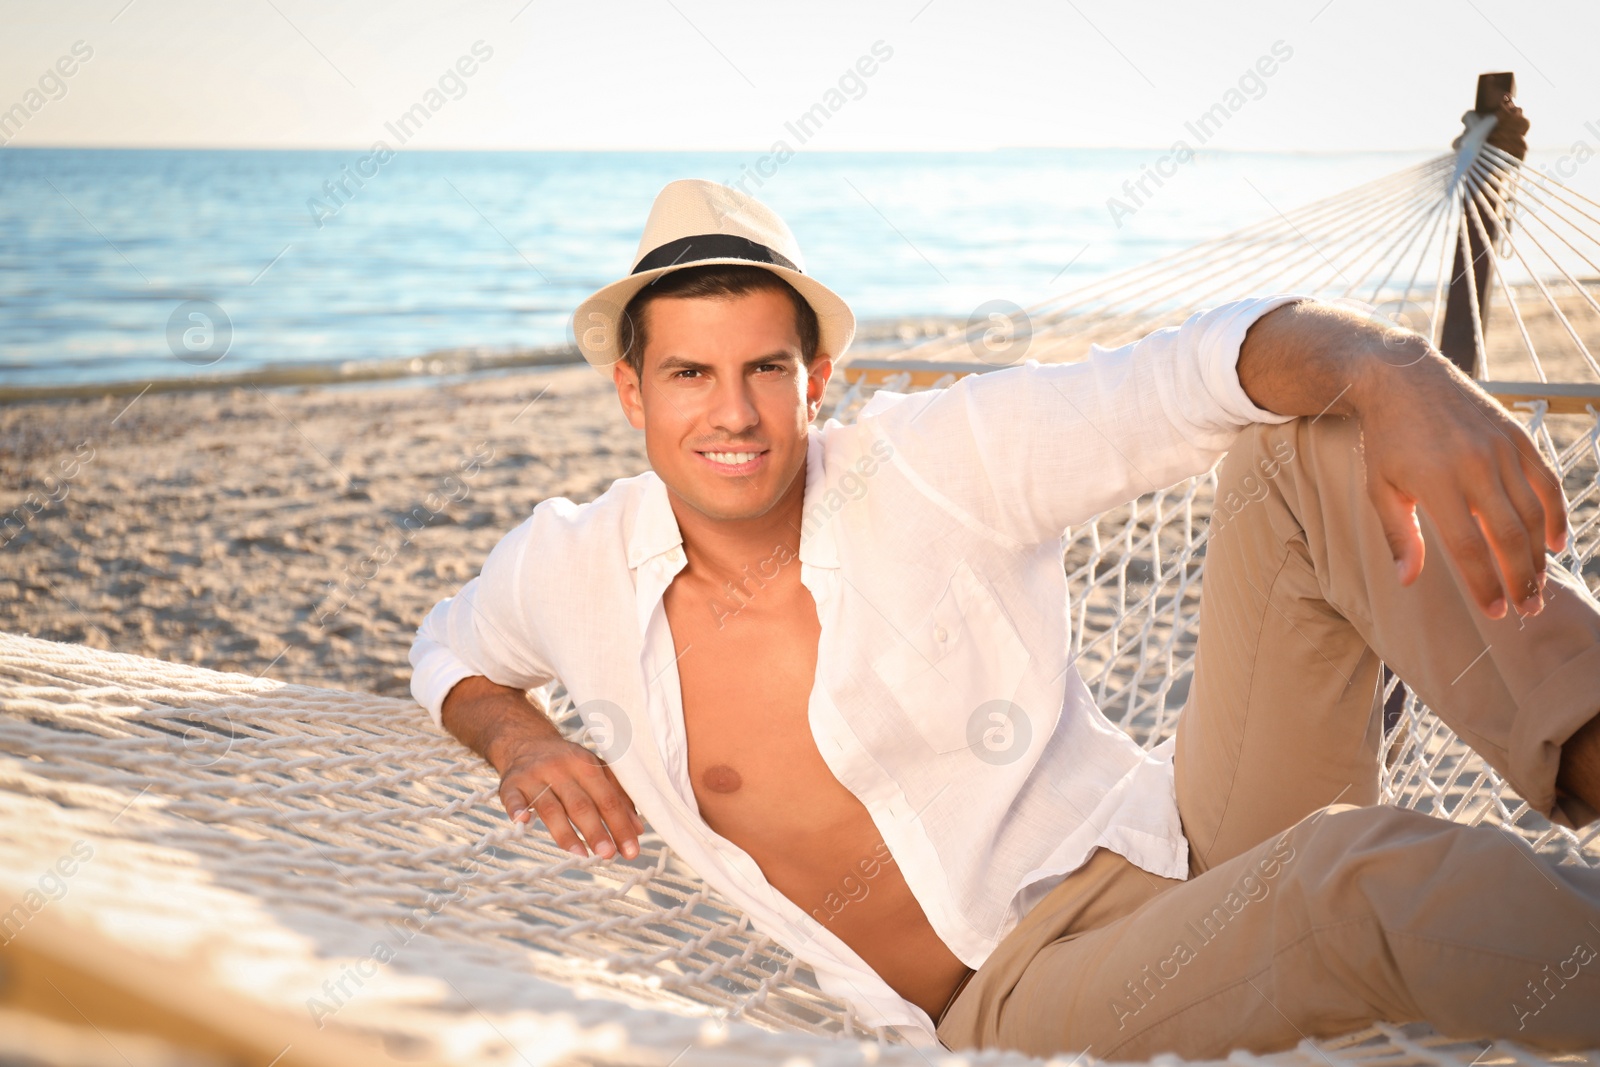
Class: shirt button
933,625,948,643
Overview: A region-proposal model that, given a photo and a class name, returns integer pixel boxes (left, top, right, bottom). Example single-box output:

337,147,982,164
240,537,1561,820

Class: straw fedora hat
570,178,856,376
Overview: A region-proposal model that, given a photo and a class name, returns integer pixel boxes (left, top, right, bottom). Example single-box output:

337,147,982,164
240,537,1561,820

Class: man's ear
614,360,646,430
805,355,834,422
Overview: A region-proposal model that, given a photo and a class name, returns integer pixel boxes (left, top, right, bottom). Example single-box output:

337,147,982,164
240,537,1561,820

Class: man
410,177,1600,1059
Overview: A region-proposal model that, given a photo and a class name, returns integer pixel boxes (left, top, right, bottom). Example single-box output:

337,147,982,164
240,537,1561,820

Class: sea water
0,146,1472,390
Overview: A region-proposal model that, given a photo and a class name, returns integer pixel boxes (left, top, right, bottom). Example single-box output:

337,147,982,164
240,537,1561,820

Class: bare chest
658,562,970,1016
661,569,837,833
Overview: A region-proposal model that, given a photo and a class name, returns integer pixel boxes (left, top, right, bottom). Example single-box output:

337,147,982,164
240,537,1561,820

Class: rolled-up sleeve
408,510,559,729
1184,294,1306,430
856,294,1306,546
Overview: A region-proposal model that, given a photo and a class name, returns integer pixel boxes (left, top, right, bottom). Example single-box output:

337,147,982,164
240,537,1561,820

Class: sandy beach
0,363,649,698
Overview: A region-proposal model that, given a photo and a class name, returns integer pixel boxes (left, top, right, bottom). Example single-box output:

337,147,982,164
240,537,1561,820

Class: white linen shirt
409,294,1302,1045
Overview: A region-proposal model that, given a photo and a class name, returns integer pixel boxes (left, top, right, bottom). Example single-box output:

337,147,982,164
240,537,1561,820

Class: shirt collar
625,427,839,571
796,425,840,569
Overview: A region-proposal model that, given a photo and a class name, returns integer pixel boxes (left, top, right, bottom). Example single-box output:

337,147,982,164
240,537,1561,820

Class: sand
0,364,651,697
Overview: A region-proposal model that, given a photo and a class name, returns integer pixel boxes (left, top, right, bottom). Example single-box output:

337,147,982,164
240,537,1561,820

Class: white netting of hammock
4,125,1599,1067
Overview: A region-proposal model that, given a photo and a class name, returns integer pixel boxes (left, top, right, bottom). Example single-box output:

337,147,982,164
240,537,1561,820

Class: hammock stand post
1438,72,1521,375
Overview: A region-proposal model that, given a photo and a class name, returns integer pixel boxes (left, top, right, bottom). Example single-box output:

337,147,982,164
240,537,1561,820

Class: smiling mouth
695,448,768,473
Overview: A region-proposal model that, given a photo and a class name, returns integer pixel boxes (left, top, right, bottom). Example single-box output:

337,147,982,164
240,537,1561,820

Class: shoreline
0,315,969,405
0,345,584,404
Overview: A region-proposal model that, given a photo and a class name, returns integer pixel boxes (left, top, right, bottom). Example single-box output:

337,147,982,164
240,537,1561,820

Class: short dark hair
618,263,820,380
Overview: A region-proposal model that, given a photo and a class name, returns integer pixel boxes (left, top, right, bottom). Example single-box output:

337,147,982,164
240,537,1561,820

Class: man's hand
1354,339,1567,617
441,676,643,859
1239,300,1569,619
490,729,644,859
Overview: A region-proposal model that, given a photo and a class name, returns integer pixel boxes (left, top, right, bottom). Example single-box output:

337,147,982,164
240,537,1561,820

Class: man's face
614,287,832,524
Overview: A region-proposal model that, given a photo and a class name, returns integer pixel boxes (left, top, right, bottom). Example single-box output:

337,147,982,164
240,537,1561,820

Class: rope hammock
4,111,1600,1066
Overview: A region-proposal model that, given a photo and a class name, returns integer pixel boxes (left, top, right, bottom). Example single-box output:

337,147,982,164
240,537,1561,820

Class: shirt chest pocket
869,559,1034,756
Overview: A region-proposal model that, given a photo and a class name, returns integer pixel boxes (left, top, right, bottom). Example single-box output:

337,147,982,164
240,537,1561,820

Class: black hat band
631,233,800,276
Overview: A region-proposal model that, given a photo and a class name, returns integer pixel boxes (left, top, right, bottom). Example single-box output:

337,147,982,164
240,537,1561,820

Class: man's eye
673,368,700,379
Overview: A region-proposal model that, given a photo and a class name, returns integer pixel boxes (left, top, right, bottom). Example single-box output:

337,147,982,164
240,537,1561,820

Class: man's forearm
1234,294,1567,621
440,675,563,771
1236,298,1454,420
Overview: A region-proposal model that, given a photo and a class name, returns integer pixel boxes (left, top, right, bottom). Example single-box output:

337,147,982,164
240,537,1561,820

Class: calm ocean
0,147,1446,390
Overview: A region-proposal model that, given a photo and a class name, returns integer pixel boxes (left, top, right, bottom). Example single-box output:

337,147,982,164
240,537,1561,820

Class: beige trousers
936,412,1600,1060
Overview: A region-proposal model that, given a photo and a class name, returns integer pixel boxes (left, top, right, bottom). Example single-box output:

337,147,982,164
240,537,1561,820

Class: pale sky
1,0,1596,153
